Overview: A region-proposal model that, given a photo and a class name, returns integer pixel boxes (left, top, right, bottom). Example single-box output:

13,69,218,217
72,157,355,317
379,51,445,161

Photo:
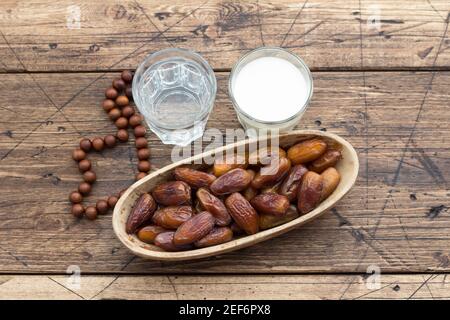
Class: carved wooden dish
112,130,359,261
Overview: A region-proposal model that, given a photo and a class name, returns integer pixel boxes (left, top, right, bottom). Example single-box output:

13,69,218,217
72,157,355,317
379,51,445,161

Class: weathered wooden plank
0,0,449,72
1,274,449,300
0,71,449,273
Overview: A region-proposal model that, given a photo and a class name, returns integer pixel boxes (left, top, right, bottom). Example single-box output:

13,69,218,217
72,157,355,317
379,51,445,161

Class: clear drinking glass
132,48,217,146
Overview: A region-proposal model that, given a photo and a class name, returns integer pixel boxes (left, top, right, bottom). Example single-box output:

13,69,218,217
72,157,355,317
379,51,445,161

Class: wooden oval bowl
112,130,359,261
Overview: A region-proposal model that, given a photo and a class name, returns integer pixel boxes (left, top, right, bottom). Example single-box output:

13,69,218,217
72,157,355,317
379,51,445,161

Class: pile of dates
126,138,342,251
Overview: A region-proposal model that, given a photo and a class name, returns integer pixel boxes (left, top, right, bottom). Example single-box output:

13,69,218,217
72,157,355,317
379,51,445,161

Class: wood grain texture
1,274,450,300
0,71,449,274
0,0,449,72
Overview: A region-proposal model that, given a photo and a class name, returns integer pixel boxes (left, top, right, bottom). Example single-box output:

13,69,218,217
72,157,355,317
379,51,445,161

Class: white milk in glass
230,51,312,132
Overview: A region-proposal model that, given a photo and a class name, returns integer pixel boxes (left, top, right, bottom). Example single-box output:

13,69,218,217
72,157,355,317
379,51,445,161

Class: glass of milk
229,47,313,133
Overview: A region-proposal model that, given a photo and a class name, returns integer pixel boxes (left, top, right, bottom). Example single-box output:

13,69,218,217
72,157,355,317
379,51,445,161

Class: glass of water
132,48,217,146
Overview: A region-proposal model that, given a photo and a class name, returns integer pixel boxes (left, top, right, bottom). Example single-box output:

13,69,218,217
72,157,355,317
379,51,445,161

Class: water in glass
133,49,216,146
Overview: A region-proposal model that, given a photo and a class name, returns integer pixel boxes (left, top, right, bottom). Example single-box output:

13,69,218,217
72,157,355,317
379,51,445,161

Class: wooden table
0,0,449,300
